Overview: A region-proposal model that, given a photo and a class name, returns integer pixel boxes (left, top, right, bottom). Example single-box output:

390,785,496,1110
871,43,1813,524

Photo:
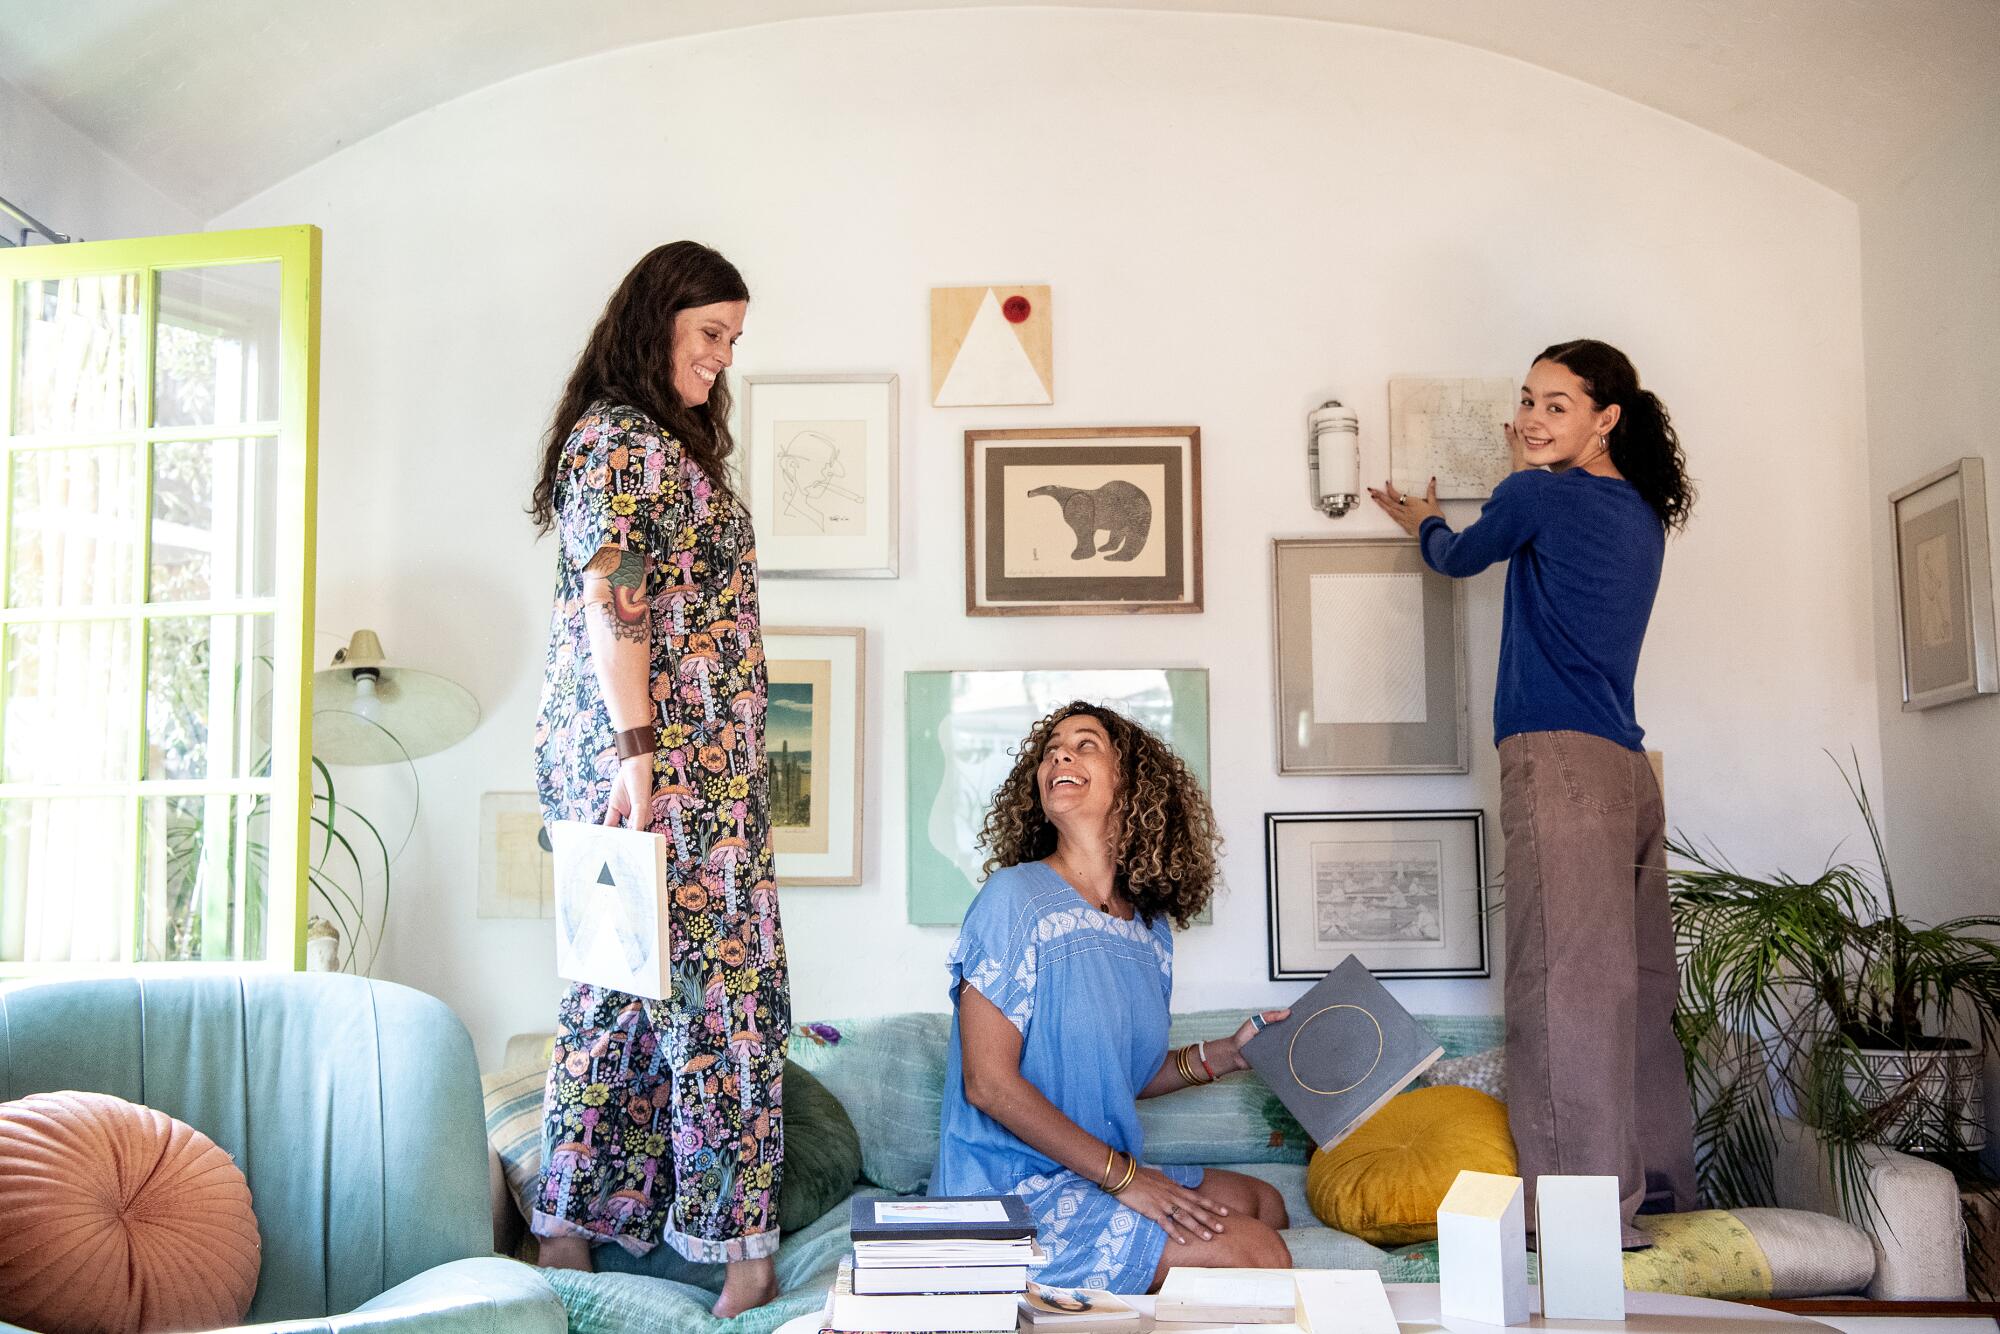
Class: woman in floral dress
526,241,788,1318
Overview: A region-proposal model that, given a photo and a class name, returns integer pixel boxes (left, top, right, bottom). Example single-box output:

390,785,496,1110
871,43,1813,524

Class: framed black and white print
1890,457,1996,710
1272,538,1468,774
965,426,1202,616
1265,810,1489,980
741,374,898,577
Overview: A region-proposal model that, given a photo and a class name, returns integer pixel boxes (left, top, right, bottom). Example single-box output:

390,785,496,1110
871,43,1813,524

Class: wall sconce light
1309,399,1360,518
311,630,480,765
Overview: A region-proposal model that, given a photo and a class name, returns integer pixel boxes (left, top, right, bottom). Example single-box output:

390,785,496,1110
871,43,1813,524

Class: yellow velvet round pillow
1305,1084,1516,1245
0,1090,261,1333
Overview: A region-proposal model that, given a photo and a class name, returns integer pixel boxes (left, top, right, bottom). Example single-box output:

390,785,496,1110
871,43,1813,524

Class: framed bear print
965,426,1202,616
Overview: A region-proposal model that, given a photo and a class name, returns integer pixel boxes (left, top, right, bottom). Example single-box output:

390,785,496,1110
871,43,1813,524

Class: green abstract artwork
904,668,1210,925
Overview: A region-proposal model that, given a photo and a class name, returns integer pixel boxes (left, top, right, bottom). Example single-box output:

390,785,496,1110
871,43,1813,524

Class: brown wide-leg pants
1499,730,1698,1245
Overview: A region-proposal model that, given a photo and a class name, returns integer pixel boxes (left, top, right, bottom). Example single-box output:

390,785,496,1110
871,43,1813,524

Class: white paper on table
872,1200,1011,1224
1309,573,1427,724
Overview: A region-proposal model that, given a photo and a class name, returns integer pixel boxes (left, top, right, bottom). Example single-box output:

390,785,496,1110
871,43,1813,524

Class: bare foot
536,1234,594,1272
712,1256,778,1318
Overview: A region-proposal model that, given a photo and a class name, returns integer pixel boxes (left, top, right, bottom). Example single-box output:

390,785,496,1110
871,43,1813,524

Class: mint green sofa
523,1008,1962,1333
0,974,565,1334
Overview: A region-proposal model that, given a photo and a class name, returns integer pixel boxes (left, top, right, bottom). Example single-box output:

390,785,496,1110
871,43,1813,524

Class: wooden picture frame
741,374,899,578
1889,457,1996,710
1272,538,1469,774
1265,809,1490,980
964,426,1202,616
763,627,865,885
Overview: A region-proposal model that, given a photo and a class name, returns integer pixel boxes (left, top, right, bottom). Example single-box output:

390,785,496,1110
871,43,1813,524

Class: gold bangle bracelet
1114,1153,1139,1195
1101,1145,1117,1189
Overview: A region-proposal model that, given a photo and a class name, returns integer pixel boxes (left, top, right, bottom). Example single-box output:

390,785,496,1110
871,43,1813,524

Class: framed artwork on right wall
1889,457,1996,710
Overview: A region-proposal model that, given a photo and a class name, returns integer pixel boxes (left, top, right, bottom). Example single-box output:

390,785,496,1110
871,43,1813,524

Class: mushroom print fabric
532,402,789,1263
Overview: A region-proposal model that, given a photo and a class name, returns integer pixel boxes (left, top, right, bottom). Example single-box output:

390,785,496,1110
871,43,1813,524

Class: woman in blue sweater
1372,340,1697,1246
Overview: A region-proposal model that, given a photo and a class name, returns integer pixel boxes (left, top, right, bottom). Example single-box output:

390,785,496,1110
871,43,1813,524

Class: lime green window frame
0,226,319,974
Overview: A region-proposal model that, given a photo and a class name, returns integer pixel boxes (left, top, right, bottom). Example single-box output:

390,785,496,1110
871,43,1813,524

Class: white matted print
1309,573,1426,724
1889,457,1996,710
1389,377,1516,499
764,627,864,885
741,374,898,577
1265,810,1489,980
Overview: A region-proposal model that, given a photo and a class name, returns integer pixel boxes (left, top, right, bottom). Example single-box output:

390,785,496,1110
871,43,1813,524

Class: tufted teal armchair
0,973,564,1333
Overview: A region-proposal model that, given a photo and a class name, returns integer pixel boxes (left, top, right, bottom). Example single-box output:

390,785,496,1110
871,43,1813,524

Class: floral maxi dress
531,402,789,1263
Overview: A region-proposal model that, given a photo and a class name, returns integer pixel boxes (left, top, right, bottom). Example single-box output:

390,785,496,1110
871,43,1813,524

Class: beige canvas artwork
478,791,554,919
931,285,1052,407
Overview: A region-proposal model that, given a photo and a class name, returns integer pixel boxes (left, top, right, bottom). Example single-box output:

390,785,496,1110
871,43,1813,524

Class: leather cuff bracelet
614,726,654,760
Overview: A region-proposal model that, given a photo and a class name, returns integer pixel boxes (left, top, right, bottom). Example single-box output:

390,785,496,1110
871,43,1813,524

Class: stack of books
826,1196,1042,1333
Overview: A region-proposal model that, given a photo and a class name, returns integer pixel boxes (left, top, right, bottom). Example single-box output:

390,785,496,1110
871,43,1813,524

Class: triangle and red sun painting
930,285,1053,407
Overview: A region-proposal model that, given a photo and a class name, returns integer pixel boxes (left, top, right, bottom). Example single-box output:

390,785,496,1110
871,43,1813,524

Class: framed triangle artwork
930,284,1053,407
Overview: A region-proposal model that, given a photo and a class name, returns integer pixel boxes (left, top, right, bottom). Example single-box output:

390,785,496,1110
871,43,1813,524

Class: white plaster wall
212,9,1877,1066
1857,90,2000,1166
0,75,197,242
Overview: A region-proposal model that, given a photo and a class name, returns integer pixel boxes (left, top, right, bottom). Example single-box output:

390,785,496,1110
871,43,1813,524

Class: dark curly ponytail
1536,339,1695,533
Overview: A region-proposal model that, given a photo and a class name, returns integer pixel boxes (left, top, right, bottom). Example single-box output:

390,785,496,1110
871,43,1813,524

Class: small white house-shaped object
1437,1169,1529,1326
1294,1269,1397,1334
1535,1174,1626,1321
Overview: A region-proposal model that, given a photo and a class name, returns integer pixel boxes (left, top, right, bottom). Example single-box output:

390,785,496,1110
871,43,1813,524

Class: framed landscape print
1265,810,1489,980
764,627,864,885
905,668,1209,924
1272,538,1468,774
965,427,1202,616
1889,457,1996,710
741,374,898,577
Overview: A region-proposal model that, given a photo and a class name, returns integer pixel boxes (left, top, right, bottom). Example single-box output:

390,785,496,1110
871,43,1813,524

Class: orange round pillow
0,1091,261,1333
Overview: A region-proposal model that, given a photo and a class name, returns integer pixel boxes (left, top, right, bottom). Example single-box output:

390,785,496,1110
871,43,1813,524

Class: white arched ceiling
3,0,1997,219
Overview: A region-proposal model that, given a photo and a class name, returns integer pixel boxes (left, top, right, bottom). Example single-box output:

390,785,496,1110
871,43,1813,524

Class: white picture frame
1889,457,1996,710
764,627,865,885
741,374,899,577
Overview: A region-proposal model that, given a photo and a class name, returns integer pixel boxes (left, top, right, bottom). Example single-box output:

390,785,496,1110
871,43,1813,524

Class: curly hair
1535,339,1695,534
976,701,1221,930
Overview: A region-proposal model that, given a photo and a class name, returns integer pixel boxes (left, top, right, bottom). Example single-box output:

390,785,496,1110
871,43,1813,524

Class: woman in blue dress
932,702,1292,1293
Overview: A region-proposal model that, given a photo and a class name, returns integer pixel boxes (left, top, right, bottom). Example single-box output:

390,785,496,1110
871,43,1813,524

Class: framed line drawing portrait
740,374,898,577
1265,810,1489,980
904,667,1209,925
1889,457,1996,710
965,427,1202,616
764,627,865,885
1272,538,1468,774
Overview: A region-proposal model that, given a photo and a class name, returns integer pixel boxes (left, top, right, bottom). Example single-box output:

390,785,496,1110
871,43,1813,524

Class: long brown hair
977,702,1222,929
528,242,749,532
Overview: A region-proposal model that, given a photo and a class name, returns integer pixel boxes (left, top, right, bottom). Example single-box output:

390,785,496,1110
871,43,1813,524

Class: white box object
1153,1268,1296,1324
1536,1175,1626,1321
1294,1269,1397,1334
549,820,672,1000
1439,1169,1530,1326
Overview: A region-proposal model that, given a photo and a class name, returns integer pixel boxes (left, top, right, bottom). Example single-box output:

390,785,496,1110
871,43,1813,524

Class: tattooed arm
581,542,656,830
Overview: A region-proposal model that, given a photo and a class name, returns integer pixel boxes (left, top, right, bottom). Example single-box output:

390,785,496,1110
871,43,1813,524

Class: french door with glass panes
0,227,318,973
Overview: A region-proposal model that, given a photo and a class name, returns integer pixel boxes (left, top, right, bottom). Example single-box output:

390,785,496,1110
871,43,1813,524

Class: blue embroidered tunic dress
930,862,1204,1293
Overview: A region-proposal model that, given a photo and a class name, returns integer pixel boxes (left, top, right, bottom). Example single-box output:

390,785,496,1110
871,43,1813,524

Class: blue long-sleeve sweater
1419,468,1664,751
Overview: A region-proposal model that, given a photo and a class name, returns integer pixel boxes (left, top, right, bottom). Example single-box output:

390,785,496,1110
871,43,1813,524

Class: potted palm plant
1669,758,2000,1213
